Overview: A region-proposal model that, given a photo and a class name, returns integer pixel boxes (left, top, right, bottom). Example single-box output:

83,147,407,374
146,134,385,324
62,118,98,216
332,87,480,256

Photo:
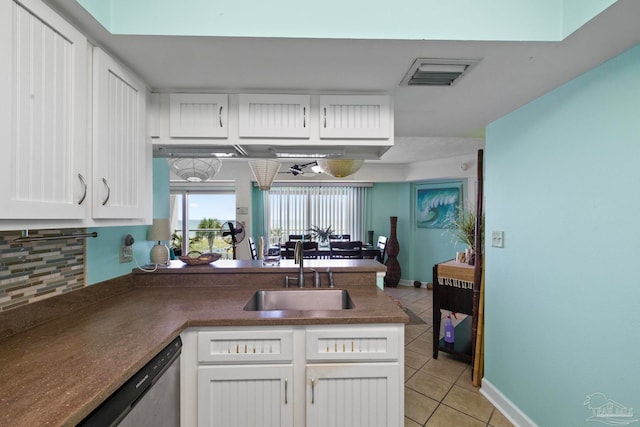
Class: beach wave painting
416,187,460,229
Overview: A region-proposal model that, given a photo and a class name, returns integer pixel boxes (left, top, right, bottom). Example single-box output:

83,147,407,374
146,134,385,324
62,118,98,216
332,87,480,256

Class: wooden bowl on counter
178,253,222,265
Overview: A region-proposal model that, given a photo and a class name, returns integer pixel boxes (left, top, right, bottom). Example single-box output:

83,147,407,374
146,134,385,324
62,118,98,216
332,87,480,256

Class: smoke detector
400,58,480,86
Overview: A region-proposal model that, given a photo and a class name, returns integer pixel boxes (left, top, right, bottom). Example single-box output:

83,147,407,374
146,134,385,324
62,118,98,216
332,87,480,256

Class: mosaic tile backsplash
0,229,86,312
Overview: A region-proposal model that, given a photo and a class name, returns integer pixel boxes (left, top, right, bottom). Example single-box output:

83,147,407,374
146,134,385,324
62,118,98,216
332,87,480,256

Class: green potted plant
447,207,483,264
308,225,333,247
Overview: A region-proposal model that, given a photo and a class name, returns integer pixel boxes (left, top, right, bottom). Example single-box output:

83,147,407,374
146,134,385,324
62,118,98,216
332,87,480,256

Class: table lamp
148,218,171,265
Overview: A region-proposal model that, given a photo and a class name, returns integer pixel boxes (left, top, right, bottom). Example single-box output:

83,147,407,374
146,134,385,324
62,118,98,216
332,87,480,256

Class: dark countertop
0,274,406,426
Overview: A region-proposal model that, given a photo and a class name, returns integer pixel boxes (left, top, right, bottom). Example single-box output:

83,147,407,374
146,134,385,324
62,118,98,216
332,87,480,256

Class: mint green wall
86,159,170,284
369,182,460,285
77,0,613,41
409,181,468,284
562,0,615,37
484,43,640,425
369,183,410,281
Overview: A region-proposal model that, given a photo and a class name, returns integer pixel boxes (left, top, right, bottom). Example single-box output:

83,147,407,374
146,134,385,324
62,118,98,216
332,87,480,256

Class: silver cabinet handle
311,378,315,404
284,378,288,404
303,106,306,128
77,173,87,205
101,178,110,206
323,107,327,128
219,106,223,128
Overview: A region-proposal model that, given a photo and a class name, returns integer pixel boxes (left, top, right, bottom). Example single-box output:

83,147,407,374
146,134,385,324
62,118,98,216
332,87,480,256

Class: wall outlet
120,244,133,263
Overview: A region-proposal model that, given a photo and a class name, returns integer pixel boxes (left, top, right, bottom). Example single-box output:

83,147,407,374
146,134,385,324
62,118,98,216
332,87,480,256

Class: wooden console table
432,260,474,361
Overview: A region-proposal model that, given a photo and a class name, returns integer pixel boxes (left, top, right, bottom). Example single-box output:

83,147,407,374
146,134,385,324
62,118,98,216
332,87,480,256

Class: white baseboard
480,378,538,427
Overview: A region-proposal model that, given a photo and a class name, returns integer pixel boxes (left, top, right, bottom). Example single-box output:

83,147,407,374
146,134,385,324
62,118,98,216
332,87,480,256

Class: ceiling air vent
400,58,479,87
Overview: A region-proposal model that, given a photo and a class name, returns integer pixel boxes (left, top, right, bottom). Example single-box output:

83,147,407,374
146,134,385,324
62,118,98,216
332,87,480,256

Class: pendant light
316,159,364,178
168,158,222,182
248,159,281,190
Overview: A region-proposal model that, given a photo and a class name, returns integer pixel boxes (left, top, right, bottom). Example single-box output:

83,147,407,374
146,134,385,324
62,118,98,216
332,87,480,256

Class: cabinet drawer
306,326,400,362
198,329,294,363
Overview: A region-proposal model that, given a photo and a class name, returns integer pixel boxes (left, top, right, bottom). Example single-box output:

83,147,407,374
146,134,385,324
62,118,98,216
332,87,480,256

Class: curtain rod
14,231,98,243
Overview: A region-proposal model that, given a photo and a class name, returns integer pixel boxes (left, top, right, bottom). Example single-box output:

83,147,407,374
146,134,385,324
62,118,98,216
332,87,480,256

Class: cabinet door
238,94,310,138
306,363,400,427
170,93,228,138
92,47,147,219
319,95,391,139
198,365,294,427
0,0,88,220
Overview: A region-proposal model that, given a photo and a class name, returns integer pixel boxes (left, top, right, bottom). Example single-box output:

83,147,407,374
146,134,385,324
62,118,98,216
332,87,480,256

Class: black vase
384,216,401,287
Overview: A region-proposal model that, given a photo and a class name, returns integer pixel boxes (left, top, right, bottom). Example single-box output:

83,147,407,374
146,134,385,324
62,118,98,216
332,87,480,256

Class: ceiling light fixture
168,158,222,182
154,144,243,158
316,159,364,178
249,159,281,190
269,147,346,158
288,161,319,176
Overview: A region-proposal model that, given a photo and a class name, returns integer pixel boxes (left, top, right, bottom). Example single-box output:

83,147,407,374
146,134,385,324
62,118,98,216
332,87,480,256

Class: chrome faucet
294,240,305,288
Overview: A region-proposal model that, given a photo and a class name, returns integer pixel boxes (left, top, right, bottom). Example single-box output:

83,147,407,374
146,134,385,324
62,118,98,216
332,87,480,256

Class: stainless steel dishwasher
78,336,181,427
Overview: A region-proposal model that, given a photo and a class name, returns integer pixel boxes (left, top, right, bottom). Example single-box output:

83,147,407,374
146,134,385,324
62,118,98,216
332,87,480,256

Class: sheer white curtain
263,185,368,240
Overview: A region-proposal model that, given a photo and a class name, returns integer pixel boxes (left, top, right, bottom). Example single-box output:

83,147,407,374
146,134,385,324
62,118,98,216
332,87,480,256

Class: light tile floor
384,285,514,427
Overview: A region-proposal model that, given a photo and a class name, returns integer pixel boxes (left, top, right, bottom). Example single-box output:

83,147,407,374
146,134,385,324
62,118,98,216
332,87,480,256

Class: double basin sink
244,289,354,311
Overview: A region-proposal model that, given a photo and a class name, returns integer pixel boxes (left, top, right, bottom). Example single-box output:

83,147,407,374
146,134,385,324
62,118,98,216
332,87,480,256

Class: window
261,185,369,241
170,191,236,258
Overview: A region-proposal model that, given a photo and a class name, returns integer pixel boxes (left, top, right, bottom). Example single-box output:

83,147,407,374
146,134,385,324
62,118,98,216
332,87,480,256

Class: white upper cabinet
238,94,310,138
319,95,392,139
170,93,228,138
0,0,88,220
92,47,148,219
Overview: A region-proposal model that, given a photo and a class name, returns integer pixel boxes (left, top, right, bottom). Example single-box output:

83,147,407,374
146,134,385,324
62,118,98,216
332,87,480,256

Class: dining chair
376,236,387,263
288,234,311,241
248,236,258,260
329,241,363,259
285,240,318,259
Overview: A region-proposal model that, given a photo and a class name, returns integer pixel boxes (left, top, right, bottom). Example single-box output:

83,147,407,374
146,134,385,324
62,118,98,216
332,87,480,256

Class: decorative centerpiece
308,225,333,247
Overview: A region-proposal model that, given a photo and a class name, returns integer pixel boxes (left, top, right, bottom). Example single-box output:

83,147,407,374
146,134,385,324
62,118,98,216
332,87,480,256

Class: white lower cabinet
183,324,404,427
198,365,294,427
306,364,399,427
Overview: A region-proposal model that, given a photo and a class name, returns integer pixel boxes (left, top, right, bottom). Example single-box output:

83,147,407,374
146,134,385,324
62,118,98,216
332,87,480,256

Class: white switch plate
491,231,504,248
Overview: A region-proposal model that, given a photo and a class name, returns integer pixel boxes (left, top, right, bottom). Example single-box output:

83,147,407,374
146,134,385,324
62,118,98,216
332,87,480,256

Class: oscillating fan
221,221,246,259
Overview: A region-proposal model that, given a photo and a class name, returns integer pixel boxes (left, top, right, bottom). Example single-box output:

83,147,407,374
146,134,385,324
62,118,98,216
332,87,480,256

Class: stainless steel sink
243,289,354,311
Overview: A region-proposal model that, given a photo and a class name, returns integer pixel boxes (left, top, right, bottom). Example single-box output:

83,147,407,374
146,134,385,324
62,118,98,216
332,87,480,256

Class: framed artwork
416,181,463,229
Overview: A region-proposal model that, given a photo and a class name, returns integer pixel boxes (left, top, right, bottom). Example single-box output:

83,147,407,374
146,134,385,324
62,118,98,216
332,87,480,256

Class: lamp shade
147,218,171,242
316,159,364,178
168,158,222,182
248,159,281,190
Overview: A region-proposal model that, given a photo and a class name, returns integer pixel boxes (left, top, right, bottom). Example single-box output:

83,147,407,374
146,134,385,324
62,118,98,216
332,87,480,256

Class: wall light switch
491,231,504,248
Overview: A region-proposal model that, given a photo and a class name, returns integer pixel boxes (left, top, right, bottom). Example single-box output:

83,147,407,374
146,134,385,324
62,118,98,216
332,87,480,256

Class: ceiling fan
280,161,321,176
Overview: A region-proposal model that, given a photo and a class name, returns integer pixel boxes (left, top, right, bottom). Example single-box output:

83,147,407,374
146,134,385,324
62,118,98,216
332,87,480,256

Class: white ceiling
46,0,640,164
